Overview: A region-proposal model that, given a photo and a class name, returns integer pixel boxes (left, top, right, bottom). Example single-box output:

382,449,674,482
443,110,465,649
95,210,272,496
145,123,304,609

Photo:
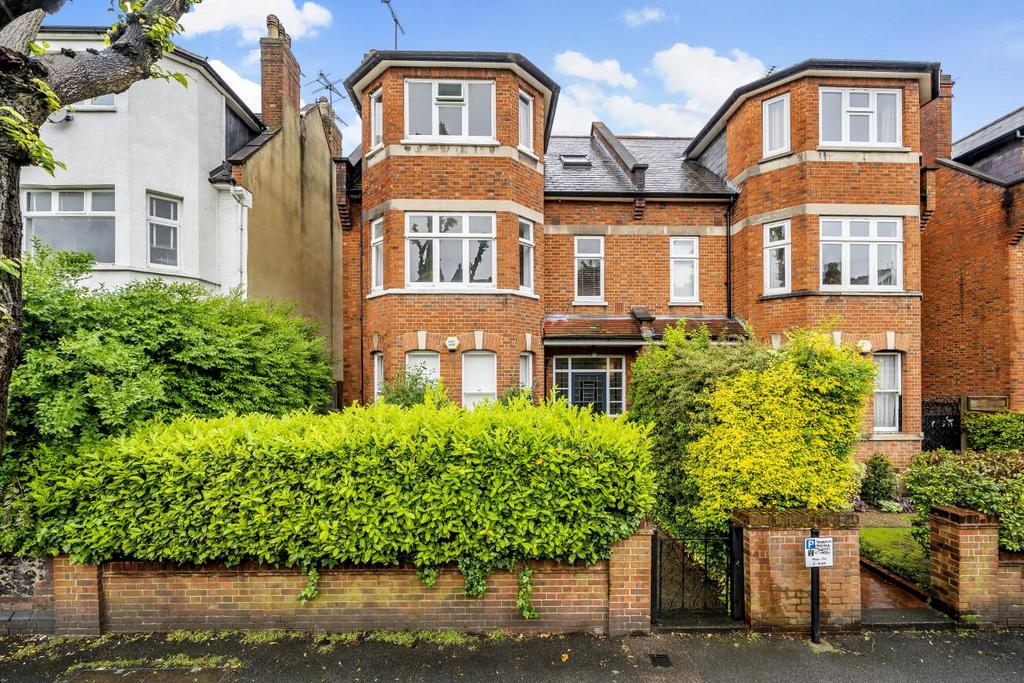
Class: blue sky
50,1,1024,151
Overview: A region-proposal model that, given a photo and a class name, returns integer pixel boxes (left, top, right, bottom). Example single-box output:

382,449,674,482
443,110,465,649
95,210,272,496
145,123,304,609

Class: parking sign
804,536,834,568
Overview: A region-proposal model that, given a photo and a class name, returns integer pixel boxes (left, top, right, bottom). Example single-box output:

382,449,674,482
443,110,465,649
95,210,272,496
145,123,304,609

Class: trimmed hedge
963,412,1024,453
11,395,655,572
904,449,1024,551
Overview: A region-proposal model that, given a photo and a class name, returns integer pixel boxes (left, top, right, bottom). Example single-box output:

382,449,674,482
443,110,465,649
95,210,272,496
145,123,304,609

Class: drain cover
650,653,673,668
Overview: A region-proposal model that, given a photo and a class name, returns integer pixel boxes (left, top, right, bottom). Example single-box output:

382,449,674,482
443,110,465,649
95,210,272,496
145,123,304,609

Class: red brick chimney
260,15,301,129
921,73,954,165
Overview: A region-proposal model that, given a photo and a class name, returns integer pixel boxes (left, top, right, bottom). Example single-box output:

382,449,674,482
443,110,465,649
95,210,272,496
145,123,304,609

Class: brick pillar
607,520,653,636
53,557,101,636
921,73,954,166
929,506,1000,624
260,15,302,129
733,510,860,632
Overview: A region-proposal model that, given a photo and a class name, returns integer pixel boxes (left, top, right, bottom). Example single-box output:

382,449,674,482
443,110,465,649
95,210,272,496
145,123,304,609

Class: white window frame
371,218,384,291
818,87,902,148
819,217,903,292
404,212,497,289
552,356,627,416
873,352,902,433
373,352,384,401
462,350,497,408
405,350,440,383
574,236,605,304
71,93,116,111
762,93,791,158
518,218,534,292
404,79,496,143
146,193,180,269
669,237,700,304
763,220,792,295
519,352,533,391
518,90,534,151
22,188,117,263
369,89,383,150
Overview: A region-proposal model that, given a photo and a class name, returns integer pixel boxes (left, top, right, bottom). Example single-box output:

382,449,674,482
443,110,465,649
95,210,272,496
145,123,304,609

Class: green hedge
963,412,1024,452
904,449,1024,551
11,395,655,573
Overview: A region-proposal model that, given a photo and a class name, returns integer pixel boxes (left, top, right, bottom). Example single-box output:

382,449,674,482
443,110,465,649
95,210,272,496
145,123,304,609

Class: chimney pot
267,14,281,38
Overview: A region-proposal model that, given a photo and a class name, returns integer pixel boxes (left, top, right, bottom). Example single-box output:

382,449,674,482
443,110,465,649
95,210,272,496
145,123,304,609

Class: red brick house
340,52,946,466
920,101,1024,412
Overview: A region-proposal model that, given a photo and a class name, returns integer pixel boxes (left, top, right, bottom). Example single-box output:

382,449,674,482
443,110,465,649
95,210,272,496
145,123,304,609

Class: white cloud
554,51,638,89
243,49,261,67
182,0,332,43
651,43,766,113
553,82,706,137
623,7,668,27
209,59,262,112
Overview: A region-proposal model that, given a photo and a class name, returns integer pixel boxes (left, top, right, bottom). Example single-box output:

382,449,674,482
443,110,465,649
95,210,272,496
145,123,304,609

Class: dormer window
405,79,495,141
560,154,591,167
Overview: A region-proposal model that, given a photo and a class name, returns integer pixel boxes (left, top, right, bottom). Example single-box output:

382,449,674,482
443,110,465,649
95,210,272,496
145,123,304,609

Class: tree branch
0,1,66,32
33,0,193,113
0,7,42,52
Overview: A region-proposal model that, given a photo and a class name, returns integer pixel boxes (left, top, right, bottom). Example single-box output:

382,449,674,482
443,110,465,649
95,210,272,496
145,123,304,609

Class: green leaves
963,412,1024,453
7,397,655,601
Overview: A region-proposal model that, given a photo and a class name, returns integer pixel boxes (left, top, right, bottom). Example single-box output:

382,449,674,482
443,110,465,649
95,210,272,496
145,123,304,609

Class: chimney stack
921,72,954,165
261,14,302,128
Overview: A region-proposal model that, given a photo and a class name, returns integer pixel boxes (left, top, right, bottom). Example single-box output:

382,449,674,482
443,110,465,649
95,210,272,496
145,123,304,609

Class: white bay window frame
404,79,496,143
518,90,534,151
819,87,902,148
371,218,384,291
763,220,792,295
369,89,383,149
873,352,902,433
762,93,790,158
519,218,534,291
404,212,496,289
23,188,116,264
819,217,903,292
462,351,497,408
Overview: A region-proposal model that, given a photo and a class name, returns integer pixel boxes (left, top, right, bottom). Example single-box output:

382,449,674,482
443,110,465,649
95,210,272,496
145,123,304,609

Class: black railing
651,526,743,626
922,397,961,451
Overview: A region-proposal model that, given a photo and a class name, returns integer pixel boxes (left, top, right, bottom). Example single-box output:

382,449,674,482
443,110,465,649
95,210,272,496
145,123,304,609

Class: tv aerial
382,0,406,50
308,71,349,126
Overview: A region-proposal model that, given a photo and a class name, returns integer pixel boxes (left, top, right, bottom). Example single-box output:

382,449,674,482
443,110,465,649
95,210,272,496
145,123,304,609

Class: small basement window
559,154,591,167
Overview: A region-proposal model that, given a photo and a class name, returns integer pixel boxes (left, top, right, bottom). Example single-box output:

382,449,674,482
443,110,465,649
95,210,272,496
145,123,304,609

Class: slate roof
952,105,1024,161
544,135,733,197
542,315,745,340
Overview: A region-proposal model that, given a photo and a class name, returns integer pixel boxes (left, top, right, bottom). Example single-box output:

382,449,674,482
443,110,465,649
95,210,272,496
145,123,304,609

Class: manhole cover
650,653,672,668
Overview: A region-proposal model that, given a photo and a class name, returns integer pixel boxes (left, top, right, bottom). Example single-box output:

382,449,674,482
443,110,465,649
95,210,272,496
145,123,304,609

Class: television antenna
764,65,777,78
381,0,406,50
308,71,349,126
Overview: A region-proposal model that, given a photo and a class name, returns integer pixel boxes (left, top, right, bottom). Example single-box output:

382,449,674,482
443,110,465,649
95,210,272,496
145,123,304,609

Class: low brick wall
52,524,653,636
733,510,860,632
929,506,1024,626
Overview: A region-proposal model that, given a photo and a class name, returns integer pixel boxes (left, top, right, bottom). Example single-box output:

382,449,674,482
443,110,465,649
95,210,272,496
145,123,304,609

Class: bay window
519,352,533,391
23,188,115,263
405,213,495,288
762,93,790,157
574,236,604,303
462,351,496,407
819,217,902,291
405,79,495,141
518,90,534,150
820,88,901,147
370,89,383,148
669,237,699,304
373,352,384,401
763,220,791,295
405,350,440,383
147,194,180,267
873,352,902,432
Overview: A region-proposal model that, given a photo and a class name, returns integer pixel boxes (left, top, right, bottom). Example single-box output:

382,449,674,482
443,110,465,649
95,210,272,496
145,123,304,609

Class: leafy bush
8,395,655,593
860,453,897,507
904,449,1024,551
378,366,437,407
631,325,875,534
8,245,334,453
963,412,1024,452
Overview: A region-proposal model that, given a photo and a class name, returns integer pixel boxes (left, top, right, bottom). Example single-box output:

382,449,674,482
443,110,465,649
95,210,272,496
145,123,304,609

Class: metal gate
922,397,961,451
651,526,743,626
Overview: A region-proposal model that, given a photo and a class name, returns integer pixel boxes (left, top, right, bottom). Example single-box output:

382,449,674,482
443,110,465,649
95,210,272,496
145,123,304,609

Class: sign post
804,528,834,644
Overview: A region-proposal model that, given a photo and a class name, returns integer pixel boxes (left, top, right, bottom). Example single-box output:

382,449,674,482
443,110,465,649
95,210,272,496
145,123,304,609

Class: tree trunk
0,154,23,455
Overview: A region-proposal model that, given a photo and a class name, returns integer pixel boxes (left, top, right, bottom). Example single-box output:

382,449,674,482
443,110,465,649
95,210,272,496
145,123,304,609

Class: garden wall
929,506,1024,627
733,510,861,632
53,524,653,637
0,556,53,634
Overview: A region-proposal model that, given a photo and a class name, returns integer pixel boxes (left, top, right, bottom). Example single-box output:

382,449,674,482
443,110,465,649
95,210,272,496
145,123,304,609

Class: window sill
572,299,608,307
668,300,703,307
758,289,922,302
517,145,539,161
816,144,911,153
365,144,385,160
69,107,117,113
863,432,923,442
759,149,792,164
400,138,500,147
367,287,540,300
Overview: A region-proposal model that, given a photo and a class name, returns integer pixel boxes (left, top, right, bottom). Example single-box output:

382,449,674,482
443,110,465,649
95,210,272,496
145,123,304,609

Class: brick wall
52,527,652,636
927,506,1024,626
733,509,860,631
921,166,1020,406
920,75,953,166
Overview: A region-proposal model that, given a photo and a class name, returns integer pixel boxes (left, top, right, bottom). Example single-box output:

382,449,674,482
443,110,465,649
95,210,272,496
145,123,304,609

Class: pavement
1,629,1022,682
